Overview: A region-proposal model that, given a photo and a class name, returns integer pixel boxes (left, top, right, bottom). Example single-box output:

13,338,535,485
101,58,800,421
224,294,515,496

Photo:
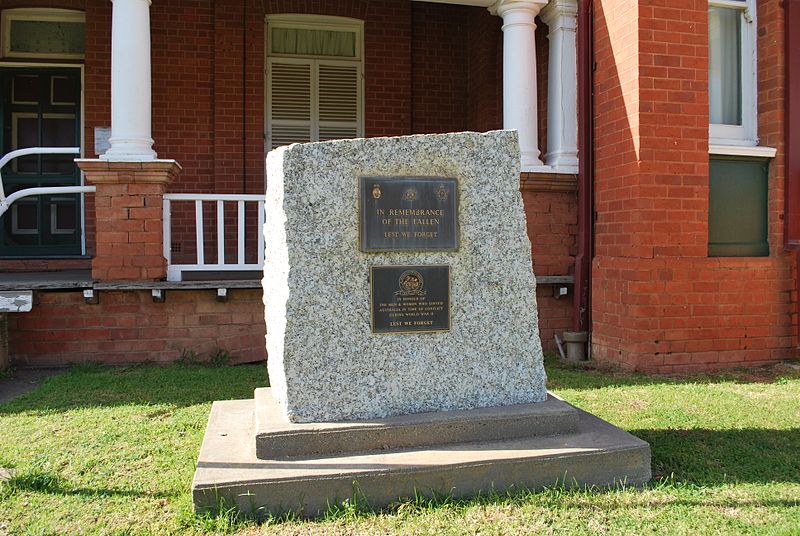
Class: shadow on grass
0,362,268,415
1,467,171,500
635,427,800,485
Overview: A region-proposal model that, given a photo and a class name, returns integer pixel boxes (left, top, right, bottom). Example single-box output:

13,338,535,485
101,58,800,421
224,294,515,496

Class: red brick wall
592,0,795,372
536,16,549,156
8,289,266,366
411,2,470,134
521,176,578,351
466,8,502,132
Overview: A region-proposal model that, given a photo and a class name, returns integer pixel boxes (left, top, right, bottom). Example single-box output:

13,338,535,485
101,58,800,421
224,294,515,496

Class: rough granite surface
264,130,547,422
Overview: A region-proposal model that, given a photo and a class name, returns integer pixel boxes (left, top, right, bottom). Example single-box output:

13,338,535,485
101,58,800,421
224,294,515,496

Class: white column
492,0,548,172
541,0,578,173
102,0,157,161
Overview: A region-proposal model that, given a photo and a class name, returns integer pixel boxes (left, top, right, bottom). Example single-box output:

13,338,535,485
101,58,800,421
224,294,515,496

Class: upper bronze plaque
359,176,459,252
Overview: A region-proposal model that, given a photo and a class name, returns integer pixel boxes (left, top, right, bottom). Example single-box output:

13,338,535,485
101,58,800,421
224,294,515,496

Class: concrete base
255,388,579,458
193,391,651,518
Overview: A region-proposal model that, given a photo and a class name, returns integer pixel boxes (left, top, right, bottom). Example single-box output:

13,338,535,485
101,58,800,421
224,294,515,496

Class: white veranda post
102,0,157,160
540,0,579,173
492,0,548,172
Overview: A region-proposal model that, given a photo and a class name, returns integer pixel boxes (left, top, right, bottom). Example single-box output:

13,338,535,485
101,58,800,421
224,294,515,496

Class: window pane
272,28,355,57
708,157,768,257
9,20,85,56
51,75,76,105
41,115,77,174
13,115,39,174
709,7,742,126
12,74,37,104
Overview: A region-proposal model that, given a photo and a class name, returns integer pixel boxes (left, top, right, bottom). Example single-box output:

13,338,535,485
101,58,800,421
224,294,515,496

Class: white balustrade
163,194,265,282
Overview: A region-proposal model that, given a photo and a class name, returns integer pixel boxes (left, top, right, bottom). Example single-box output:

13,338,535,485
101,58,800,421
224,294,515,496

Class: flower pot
562,330,589,362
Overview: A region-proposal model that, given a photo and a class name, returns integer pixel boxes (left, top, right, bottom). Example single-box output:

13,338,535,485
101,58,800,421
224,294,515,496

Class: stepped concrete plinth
254,388,579,458
193,391,651,517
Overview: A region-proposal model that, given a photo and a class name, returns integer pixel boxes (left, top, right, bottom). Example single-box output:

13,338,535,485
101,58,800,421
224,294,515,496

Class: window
1,9,85,60
708,0,756,146
266,15,363,150
708,156,768,256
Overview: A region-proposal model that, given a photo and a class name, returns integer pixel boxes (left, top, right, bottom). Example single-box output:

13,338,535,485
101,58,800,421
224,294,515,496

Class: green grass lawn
1,357,798,535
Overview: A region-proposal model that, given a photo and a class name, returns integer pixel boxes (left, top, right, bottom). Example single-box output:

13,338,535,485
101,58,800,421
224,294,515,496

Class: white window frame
267,14,363,61
0,8,85,60
708,0,757,146
265,14,364,149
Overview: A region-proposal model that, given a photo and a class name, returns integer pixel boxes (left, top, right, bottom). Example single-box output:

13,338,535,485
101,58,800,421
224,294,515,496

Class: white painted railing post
195,200,205,265
217,200,225,265
237,200,245,265
163,197,172,266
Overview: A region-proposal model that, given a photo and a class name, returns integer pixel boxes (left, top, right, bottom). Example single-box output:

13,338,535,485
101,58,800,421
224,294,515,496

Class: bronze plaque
370,265,450,334
359,176,458,251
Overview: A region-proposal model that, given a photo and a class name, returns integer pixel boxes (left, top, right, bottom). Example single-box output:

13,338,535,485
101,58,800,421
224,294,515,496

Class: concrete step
255,387,580,459
193,398,652,518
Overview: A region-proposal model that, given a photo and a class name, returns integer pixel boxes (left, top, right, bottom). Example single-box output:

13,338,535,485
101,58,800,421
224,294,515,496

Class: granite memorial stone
263,130,547,422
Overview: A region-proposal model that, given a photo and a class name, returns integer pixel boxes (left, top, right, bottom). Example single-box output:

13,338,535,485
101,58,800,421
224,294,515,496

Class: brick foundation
0,313,8,373
8,288,266,366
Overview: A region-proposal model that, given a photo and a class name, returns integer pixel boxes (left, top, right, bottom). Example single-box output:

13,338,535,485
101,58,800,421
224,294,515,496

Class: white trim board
709,144,777,158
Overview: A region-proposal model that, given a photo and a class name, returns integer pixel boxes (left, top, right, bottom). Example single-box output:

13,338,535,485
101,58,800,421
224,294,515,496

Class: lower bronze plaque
370,265,450,334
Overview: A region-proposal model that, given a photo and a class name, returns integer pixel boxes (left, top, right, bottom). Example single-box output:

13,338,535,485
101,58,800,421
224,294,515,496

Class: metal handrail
0,147,92,217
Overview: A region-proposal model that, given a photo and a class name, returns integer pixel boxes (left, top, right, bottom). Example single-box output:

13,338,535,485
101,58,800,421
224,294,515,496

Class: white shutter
268,59,312,149
267,59,362,148
317,62,360,141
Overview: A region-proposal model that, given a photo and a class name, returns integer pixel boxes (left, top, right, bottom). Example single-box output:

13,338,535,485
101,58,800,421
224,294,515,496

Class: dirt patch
0,368,64,404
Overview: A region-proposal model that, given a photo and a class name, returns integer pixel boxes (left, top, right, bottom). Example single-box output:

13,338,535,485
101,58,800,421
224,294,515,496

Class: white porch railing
163,193,265,282
0,147,89,217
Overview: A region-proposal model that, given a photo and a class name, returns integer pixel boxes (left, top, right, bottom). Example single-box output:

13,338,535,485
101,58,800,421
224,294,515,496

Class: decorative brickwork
77,160,181,281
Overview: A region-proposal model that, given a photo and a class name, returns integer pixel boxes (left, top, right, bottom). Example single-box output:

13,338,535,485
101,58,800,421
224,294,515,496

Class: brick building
0,0,797,373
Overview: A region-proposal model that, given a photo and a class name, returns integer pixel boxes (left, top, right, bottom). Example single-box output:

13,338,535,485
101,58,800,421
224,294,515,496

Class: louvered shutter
268,59,362,148
268,59,312,149
318,62,360,141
